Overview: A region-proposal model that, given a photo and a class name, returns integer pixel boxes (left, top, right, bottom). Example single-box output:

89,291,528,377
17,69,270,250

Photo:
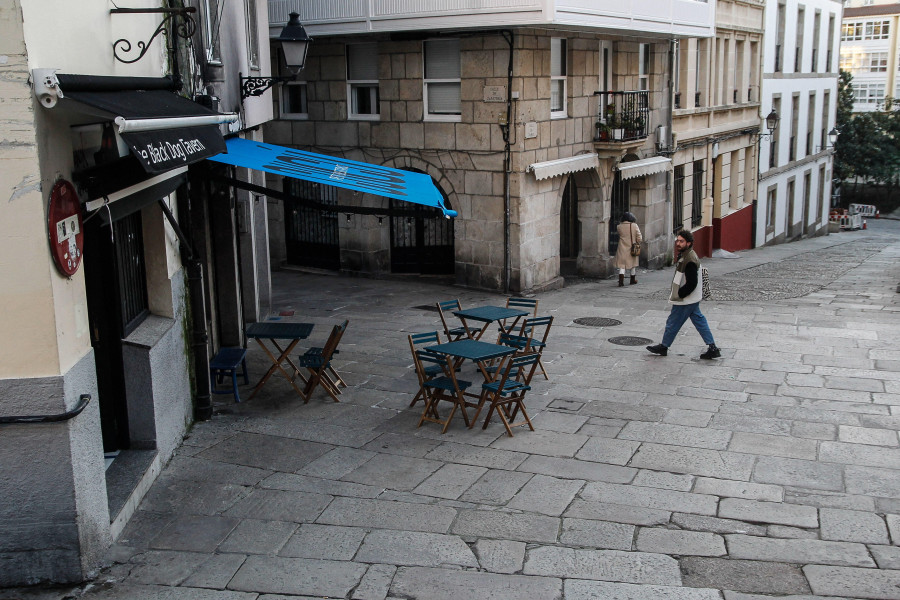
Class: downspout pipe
166,187,213,421
501,30,514,293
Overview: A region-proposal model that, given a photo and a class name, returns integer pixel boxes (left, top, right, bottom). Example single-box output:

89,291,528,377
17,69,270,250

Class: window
599,41,614,93
812,11,821,71
776,3,785,72
551,38,567,117
790,94,799,162
827,15,835,70
245,0,259,70
347,43,379,119
673,41,681,108
115,211,149,336
639,44,650,91
424,39,461,120
866,52,889,72
280,81,308,118
691,160,704,227
853,82,886,105
795,8,804,73
865,20,890,39
202,0,221,63
766,186,777,231
842,22,863,41
673,165,685,232
817,165,826,223
695,40,704,107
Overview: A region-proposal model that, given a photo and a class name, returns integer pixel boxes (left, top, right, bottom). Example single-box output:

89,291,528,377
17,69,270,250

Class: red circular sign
47,179,84,277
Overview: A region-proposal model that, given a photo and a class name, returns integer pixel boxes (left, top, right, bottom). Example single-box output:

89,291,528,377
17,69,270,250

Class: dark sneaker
646,344,667,356
700,345,721,359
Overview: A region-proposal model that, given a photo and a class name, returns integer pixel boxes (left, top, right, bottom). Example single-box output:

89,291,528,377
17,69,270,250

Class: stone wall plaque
483,86,506,102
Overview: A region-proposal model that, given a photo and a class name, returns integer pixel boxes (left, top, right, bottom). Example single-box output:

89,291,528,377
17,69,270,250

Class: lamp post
240,12,312,104
817,127,839,152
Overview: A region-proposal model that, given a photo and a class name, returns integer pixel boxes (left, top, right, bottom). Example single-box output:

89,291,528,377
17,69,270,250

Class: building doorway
283,178,341,271
389,199,455,274
559,177,579,275
608,169,630,254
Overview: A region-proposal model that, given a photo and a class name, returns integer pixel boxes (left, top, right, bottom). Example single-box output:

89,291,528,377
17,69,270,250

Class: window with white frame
245,0,260,70
347,43,379,119
551,38,567,117
280,81,308,118
202,0,221,63
424,39,461,120
865,20,890,39
599,41,613,92
639,44,650,91
841,22,863,41
853,82,885,105
866,52,889,72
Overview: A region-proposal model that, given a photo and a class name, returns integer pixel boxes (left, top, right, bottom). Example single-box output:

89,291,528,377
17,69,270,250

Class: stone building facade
671,0,767,256
263,1,715,291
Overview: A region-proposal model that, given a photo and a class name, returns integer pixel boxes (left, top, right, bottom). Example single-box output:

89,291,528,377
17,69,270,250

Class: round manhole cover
608,336,653,346
574,317,622,327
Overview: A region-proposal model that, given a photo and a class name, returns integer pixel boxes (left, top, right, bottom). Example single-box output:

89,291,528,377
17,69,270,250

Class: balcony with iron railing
593,90,650,143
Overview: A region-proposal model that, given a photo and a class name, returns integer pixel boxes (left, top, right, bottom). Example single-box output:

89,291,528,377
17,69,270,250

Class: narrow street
7,219,900,600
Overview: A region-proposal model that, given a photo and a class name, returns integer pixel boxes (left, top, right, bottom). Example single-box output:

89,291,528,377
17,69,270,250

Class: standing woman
615,212,642,286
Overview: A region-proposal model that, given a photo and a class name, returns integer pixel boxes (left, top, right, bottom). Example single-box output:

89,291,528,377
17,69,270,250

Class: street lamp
751,109,779,143
240,12,312,103
818,127,839,152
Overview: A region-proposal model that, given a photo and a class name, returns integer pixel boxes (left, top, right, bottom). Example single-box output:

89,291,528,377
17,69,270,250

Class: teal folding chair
408,331,443,407
473,352,541,437
519,315,553,380
436,299,480,341
413,350,473,433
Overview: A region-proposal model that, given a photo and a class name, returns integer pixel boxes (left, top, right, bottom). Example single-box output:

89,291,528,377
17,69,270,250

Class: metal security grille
608,169,630,254
390,198,454,274
673,165,685,233
114,211,149,336
560,178,579,259
284,178,341,270
691,160,704,227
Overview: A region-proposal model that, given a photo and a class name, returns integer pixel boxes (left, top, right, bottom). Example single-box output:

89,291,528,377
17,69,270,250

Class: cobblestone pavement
5,220,900,600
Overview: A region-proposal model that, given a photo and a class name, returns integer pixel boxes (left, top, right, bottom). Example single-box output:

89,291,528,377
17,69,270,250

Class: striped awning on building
616,156,671,180
528,153,599,181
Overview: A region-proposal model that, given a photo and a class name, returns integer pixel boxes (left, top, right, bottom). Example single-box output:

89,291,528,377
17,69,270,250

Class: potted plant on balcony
623,115,645,139
596,120,610,141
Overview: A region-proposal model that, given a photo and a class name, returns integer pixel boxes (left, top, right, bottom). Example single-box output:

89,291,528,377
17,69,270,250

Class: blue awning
208,138,456,217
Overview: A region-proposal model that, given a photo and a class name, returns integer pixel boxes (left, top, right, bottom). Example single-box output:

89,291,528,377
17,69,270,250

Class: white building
840,1,900,111
757,0,842,246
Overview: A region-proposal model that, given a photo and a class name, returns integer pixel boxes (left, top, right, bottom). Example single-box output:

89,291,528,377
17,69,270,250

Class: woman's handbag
701,266,712,300
629,223,641,256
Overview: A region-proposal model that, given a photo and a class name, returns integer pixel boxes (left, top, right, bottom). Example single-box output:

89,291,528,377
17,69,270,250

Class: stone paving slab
506,474,584,516
223,489,332,523
565,500,671,526
718,498,819,528
560,518,635,550
692,477,783,502
474,539,526,573
450,509,560,543
63,585,258,599
581,481,718,516
523,546,682,585
458,468,533,505
279,523,366,560
125,550,210,586
389,566,562,600
565,580,723,600
181,553,247,590
725,534,876,567
148,515,240,553
516,454,637,483
340,452,443,491
629,443,755,480
354,530,478,567
228,555,367,597
635,528,726,556
351,564,396,600
680,557,811,595
820,507,890,544
803,565,900,599
316,497,456,533
751,456,845,492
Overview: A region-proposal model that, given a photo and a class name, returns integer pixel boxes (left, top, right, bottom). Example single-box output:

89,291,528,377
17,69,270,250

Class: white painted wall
757,0,840,246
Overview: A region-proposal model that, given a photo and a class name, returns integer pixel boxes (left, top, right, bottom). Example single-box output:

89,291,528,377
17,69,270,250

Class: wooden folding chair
484,332,531,378
295,320,348,403
520,315,553,380
407,331,443,407
473,352,541,437
413,350,473,433
436,299,480,341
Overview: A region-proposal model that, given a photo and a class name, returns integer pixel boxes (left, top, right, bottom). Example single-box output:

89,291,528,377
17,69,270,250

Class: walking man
646,230,721,359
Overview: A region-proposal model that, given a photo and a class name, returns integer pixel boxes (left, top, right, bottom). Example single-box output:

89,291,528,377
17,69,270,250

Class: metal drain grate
574,317,622,327
608,336,653,346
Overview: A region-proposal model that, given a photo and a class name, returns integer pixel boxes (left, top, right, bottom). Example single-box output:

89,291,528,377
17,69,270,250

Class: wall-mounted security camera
32,69,63,109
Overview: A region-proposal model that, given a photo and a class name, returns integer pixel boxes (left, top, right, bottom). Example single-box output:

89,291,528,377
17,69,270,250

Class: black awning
62,89,228,174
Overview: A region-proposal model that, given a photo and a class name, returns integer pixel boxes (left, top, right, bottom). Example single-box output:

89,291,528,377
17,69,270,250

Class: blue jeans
662,302,715,347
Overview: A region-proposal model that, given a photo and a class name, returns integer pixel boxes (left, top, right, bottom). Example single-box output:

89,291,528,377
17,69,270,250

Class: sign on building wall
483,86,506,102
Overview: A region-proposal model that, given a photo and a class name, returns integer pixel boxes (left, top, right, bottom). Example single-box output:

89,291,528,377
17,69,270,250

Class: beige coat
615,221,642,269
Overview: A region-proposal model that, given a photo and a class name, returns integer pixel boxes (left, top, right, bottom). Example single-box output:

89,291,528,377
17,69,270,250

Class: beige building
263,1,716,291
840,1,899,111
671,0,766,256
